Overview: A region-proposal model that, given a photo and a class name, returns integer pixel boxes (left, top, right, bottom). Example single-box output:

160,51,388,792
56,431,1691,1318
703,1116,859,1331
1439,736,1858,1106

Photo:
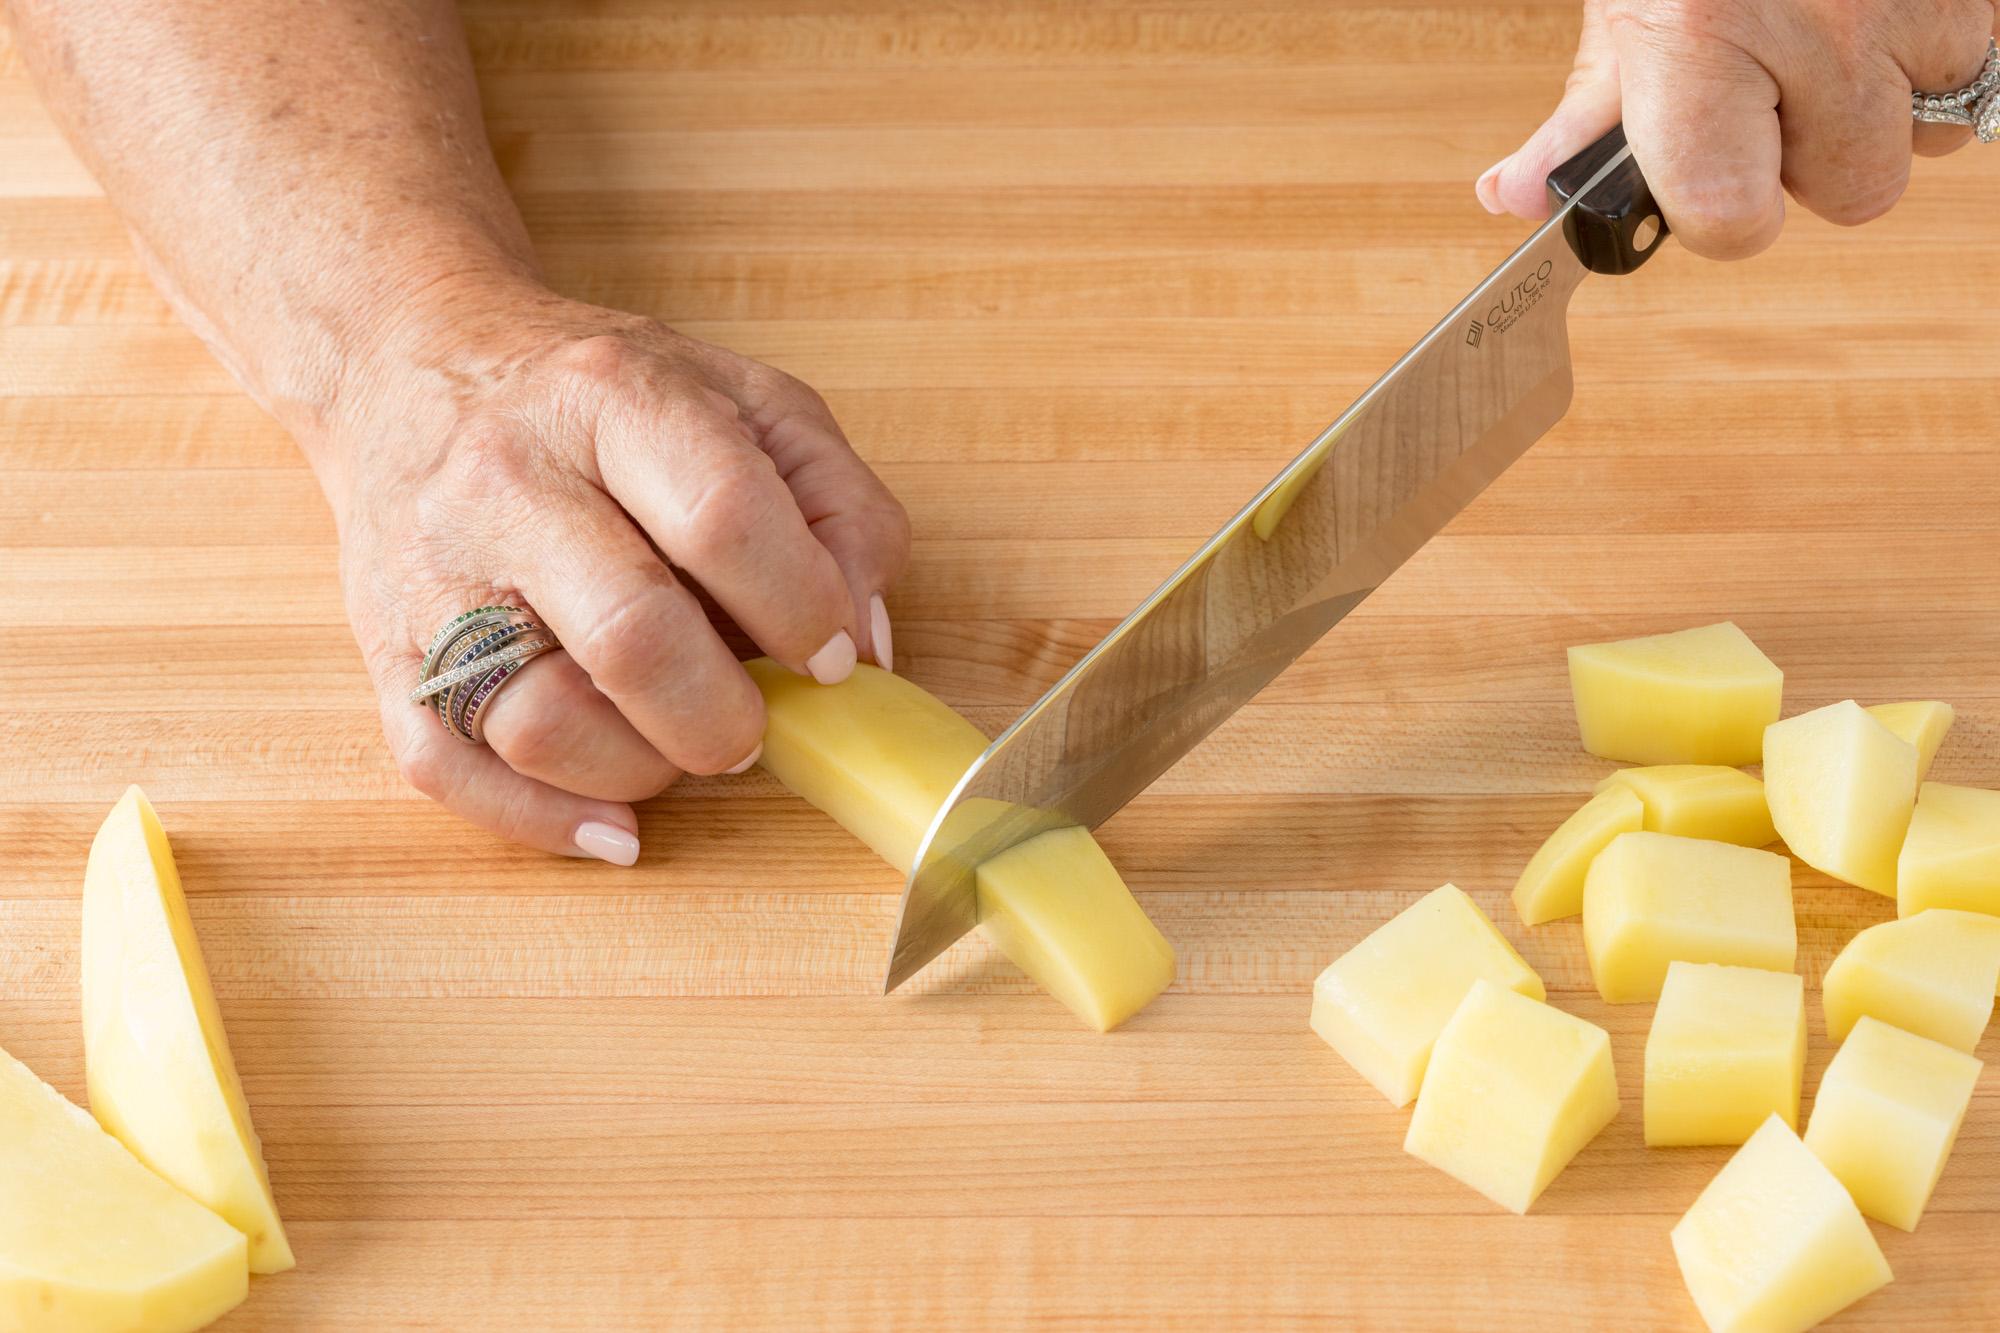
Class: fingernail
805,630,857,685
574,821,640,867
725,741,763,775
869,593,894,673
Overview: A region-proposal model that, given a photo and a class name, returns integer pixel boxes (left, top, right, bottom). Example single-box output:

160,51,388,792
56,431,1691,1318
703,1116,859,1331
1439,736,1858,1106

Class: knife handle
1546,124,1668,276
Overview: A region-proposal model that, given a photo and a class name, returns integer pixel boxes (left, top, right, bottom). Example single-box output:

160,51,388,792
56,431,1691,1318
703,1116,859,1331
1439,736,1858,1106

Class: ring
1913,36,1999,143
410,605,561,744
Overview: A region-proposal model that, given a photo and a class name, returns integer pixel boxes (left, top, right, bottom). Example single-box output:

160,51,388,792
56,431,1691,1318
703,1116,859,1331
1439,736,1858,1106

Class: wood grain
3,2,1998,1328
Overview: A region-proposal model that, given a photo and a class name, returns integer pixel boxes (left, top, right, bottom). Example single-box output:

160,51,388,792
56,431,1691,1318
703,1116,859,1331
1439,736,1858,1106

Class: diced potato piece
82,787,294,1274
1897,782,2000,919
1567,622,1782,766
745,660,1174,1030
1865,700,1954,781
1594,765,1775,847
1645,962,1805,1147
1762,700,1917,897
1671,1115,1892,1333
1403,980,1617,1214
1511,785,1644,926
1803,1017,1982,1231
1,1046,248,1333
976,826,1176,1033
1583,832,1795,1004
1312,885,1545,1106
1822,909,2000,1052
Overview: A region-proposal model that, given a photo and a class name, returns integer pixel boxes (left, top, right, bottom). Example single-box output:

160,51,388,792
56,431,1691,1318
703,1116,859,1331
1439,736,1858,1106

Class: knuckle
549,332,649,390
678,457,784,564
1795,168,1907,228
574,578,679,695
490,698,573,773
396,737,453,802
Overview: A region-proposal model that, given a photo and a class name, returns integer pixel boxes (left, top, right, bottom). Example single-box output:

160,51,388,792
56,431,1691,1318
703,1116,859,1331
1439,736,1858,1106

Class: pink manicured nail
806,630,857,685
574,821,640,867
869,593,894,673
725,742,763,775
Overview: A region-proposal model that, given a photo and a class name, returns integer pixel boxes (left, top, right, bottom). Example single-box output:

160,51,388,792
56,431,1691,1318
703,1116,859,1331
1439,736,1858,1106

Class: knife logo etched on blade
886,126,1667,993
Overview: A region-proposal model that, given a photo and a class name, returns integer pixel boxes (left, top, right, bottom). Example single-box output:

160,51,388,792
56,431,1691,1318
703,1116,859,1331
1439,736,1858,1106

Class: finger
1906,7,1996,158
596,392,859,684
377,676,643,865
1610,13,1785,261
1765,14,1915,227
749,383,912,672
480,650,682,803
513,493,770,776
1484,0,1623,219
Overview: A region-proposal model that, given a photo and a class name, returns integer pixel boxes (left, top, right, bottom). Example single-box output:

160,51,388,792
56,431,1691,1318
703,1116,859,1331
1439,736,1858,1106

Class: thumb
1480,0,1622,219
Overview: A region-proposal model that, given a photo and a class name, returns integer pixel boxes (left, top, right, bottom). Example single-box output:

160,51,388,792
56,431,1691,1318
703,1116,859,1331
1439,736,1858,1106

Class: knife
885,125,1667,993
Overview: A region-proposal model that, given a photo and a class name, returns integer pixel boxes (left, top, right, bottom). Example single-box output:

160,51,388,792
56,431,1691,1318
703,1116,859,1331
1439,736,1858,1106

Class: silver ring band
410,604,562,744
1913,37,1999,143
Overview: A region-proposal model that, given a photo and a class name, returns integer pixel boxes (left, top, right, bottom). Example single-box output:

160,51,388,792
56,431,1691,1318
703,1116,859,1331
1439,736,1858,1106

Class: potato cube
1567,622,1782,766
1864,700,1954,781
1762,701,1917,897
1583,832,1795,1003
1511,785,1644,926
1897,782,2000,919
1311,885,1543,1107
1672,1115,1892,1333
1803,1016,1982,1231
1645,962,1805,1147
1594,765,1775,847
1822,909,2000,1053
1403,980,1618,1214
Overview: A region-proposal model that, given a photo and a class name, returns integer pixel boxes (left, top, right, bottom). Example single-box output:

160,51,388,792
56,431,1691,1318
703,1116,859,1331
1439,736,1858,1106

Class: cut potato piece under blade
746,660,1174,1030
82,786,294,1274
1583,832,1795,1004
1897,781,2000,919
1672,1115,1891,1333
1312,885,1544,1106
1821,909,2000,1052
1511,786,1644,926
1864,700,1954,781
1566,622,1782,766
1594,765,1775,848
1,1046,248,1333
1762,700,1917,898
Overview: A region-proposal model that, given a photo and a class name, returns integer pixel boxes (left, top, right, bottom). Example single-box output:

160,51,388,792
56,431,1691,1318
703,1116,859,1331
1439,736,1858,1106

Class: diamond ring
1913,37,1999,143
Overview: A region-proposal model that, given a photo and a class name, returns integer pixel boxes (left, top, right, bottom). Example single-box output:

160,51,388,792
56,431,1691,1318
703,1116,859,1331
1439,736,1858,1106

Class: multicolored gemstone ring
410,605,561,744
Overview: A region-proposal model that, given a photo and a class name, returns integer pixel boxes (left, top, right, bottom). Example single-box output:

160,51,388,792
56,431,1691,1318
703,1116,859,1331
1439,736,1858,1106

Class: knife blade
885,125,1667,993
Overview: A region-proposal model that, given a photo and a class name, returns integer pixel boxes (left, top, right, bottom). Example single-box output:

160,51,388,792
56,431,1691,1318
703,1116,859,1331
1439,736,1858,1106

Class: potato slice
1,1046,248,1333
1645,962,1805,1147
1566,622,1782,766
1864,700,1954,781
1672,1115,1891,1333
1897,782,2000,919
1762,700,1917,897
1403,980,1618,1215
1510,785,1643,926
1803,1017,1982,1232
745,660,1174,1031
1312,885,1544,1106
82,787,294,1274
1822,909,2000,1052
1594,765,1775,847
1583,832,1795,1004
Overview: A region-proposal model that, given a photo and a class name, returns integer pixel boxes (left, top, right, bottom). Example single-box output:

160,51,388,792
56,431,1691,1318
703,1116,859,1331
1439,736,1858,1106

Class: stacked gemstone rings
409,605,561,744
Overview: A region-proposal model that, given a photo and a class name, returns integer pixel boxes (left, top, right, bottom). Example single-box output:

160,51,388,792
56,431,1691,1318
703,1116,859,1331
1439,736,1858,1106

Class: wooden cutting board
4,3,1997,1328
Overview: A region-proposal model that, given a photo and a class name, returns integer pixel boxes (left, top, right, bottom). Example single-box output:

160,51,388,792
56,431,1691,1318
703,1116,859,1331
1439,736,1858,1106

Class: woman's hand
1477,0,1997,257
328,281,909,863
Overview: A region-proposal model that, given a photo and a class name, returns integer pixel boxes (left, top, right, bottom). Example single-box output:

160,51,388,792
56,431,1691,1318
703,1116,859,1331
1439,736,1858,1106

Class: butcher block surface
3,3,1998,1328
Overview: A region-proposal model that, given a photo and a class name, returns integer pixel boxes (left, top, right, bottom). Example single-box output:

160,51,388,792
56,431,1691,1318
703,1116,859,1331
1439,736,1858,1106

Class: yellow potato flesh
745,660,1175,1031
1402,980,1617,1215
1644,962,1804,1147
1583,832,1795,1004
1312,885,1545,1106
1762,700,1917,897
1594,765,1775,848
0,1046,247,1333
1671,1115,1891,1333
1821,909,2000,1053
1897,781,2000,919
82,787,294,1274
1510,786,1643,927
1864,700,1954,781
1803,1017,1982,1232
1566,622,1782,766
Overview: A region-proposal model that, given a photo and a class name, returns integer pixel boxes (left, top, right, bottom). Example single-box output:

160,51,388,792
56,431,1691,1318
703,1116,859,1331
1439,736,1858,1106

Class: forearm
6,0,541,486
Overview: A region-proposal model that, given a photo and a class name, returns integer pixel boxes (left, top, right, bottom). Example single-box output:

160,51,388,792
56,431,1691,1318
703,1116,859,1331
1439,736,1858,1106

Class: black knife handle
1546,124,1668,276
